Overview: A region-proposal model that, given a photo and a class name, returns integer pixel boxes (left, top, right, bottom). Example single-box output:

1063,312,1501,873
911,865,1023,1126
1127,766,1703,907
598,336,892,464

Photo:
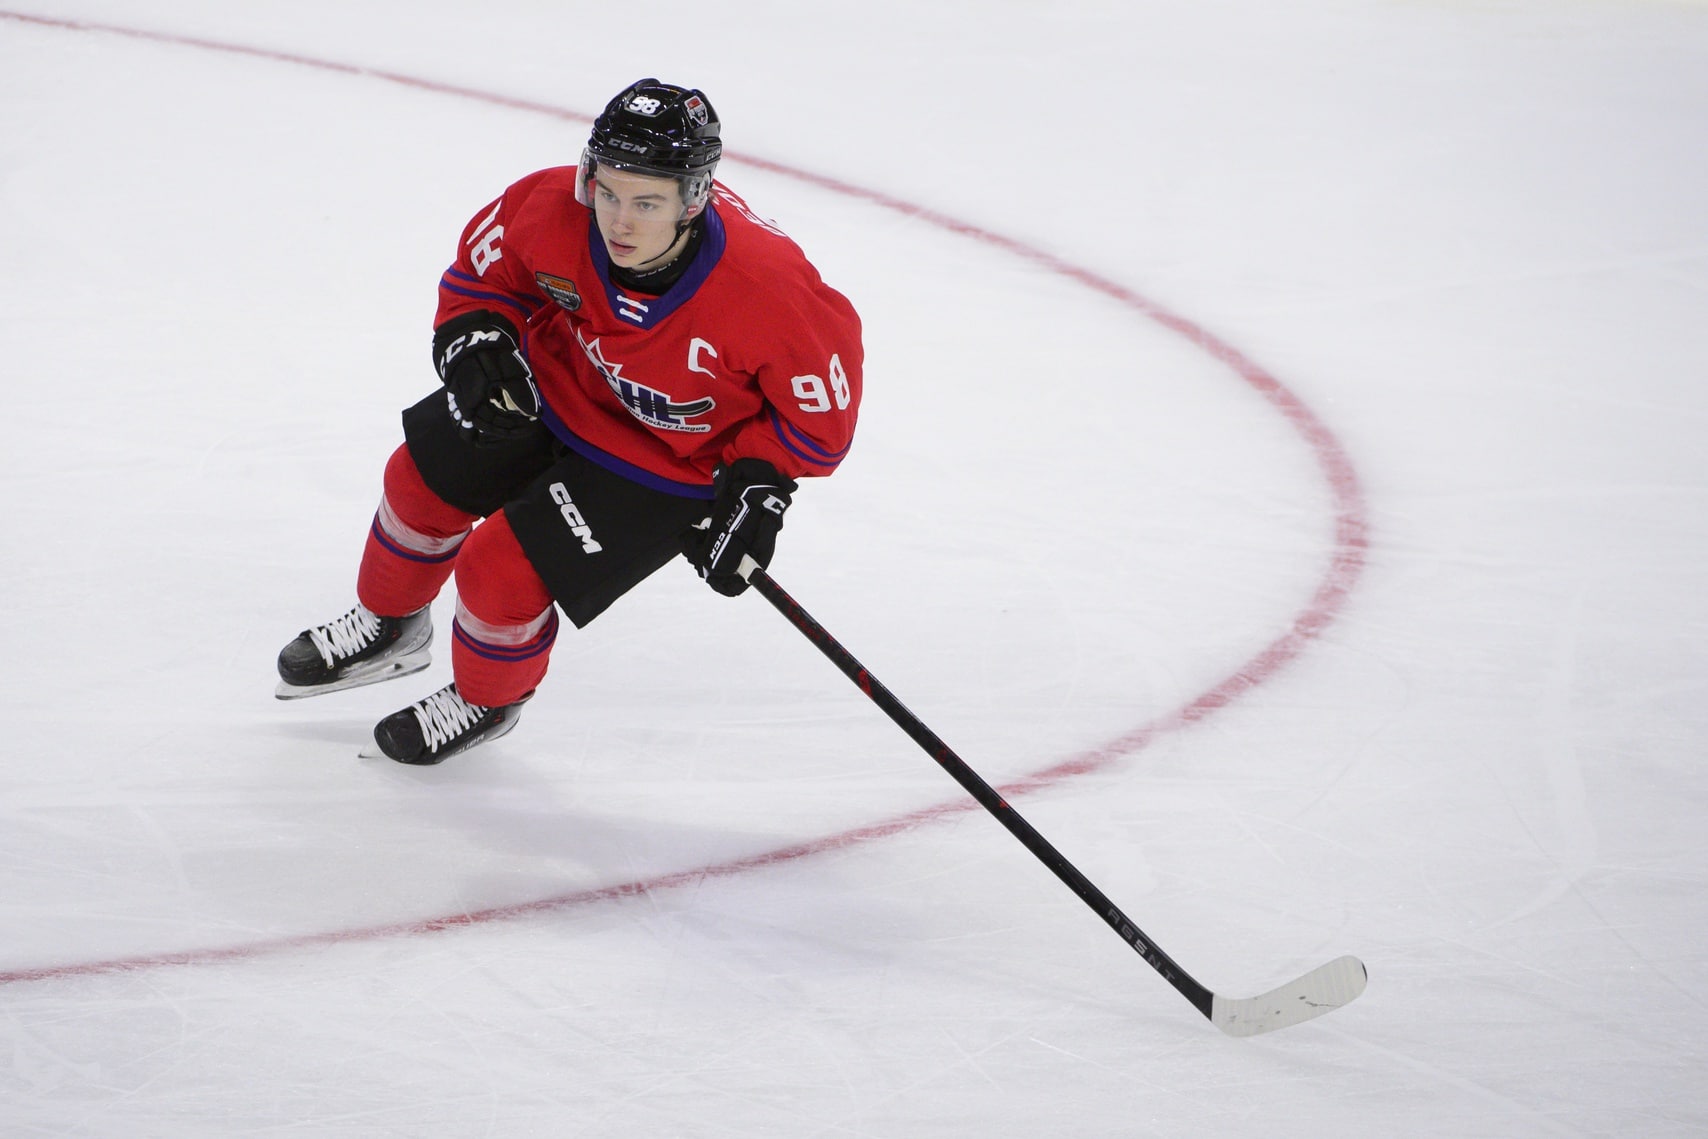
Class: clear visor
575,146,712,214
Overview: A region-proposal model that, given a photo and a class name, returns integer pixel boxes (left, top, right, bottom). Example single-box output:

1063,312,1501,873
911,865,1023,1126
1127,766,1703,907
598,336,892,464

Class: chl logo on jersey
576,330,714,433
535,271,582,312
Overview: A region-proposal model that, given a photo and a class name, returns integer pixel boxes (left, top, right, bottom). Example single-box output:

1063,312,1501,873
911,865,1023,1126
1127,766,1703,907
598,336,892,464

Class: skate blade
273,650,431,701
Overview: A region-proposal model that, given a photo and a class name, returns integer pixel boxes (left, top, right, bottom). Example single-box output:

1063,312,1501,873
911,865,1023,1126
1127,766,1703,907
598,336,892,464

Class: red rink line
0,9,1369,988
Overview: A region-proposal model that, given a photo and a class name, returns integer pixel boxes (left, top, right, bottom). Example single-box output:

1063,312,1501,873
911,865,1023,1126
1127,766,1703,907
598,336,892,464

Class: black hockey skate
366,682,529,765
275,604,432,700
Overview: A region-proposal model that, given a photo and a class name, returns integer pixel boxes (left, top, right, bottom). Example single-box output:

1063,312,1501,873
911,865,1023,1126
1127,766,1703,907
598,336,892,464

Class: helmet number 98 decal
626,95,664,116
791,354,852,413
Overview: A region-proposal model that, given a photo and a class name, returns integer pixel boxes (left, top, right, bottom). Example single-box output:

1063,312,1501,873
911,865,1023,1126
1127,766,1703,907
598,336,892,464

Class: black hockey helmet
576,79,722,213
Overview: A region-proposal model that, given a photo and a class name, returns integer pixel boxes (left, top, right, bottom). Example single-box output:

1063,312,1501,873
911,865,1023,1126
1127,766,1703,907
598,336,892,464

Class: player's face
590,167,696,270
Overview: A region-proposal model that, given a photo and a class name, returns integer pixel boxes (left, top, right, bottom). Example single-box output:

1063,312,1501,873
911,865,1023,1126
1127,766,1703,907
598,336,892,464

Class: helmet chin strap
673,198,705,241
627,212,700,277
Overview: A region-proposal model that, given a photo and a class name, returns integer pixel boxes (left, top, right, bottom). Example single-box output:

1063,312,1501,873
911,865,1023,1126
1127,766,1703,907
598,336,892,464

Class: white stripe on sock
376,494,470,558
454,599,554,646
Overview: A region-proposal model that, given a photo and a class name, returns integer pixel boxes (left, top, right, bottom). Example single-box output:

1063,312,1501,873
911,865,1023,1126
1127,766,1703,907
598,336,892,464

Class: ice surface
2,1,1705,1135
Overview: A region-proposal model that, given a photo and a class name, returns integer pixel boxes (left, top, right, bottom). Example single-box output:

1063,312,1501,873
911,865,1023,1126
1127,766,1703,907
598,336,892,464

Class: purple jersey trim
767,405,850,470
537,403,716,500
587,205,727,329
439,266,546,325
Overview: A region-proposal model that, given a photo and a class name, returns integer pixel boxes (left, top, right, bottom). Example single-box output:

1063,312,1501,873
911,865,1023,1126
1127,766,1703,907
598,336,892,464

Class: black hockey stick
746,565,1366,1036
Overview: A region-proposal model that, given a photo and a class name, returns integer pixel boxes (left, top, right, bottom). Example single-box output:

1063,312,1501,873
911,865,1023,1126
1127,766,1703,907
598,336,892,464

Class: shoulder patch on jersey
535,272,583,312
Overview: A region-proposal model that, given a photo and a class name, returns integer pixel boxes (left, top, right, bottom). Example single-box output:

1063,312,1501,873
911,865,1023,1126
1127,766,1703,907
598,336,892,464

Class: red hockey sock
356,445,477,617
450,509,559,707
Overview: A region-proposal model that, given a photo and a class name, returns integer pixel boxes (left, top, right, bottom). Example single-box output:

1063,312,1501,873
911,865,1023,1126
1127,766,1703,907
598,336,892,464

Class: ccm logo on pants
548,482,603,554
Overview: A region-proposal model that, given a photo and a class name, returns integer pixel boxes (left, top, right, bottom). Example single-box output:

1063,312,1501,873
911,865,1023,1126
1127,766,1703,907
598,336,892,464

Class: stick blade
1209,955,1367,1037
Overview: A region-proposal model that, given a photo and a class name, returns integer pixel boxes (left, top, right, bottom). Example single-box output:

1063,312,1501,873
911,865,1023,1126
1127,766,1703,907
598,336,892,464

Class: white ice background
2,1,1706,1135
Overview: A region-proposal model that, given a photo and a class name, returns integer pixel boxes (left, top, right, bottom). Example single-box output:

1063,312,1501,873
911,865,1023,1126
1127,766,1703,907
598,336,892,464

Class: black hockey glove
685,458,798,597
432,311,542,446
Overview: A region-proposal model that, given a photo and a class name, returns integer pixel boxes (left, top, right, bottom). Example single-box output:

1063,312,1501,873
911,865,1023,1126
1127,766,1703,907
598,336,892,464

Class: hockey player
275,79,863,763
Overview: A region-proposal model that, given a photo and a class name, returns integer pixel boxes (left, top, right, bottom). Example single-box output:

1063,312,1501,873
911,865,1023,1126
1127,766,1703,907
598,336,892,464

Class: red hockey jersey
435,167,862,498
